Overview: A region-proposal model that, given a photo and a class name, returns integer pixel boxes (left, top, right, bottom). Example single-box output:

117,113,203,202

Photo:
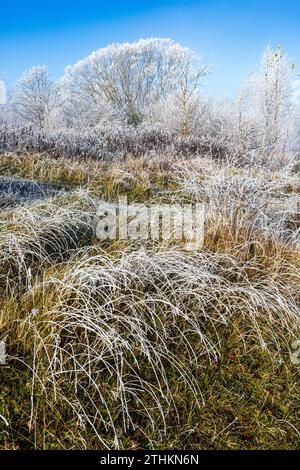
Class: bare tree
172,48,209,136
14,66,62,130
209,46,295,165
258,46,294,164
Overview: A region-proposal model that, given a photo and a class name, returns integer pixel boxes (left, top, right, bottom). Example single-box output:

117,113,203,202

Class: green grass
2,326,300,449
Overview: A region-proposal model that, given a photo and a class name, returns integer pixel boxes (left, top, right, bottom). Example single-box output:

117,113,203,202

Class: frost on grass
1,38,300,450
11,244,299,448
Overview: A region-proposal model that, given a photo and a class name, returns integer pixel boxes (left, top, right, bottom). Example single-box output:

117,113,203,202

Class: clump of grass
2,244,300,449
0,153,182,201
0,191,97,294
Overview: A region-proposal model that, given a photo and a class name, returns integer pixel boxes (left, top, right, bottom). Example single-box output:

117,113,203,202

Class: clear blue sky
0,0,299,97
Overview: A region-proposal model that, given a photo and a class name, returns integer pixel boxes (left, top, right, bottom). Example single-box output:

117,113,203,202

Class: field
1,126,300,450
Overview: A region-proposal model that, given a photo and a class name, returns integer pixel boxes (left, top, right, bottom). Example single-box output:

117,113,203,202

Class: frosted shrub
0,124,227,161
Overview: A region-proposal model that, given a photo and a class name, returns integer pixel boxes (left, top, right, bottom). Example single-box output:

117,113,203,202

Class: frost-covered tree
148,90,210,137
59,88,122,132
290,79,300,155
0,76,8,124
13,66,62,130
62,38,209,127
210,73,260,159
171,48,209,136
209,46,296,165
147,46,210,136
257,46,294,163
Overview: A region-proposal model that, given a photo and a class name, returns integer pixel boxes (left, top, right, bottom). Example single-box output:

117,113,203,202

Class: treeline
1,38,300,165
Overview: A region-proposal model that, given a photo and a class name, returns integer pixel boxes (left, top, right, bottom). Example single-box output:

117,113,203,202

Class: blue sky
0,0,300,97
